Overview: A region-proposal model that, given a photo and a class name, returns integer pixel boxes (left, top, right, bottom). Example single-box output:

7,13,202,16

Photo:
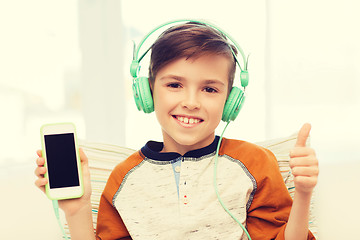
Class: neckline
141,136,220,161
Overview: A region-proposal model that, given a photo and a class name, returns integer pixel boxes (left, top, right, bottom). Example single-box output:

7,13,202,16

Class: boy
35,21,318,239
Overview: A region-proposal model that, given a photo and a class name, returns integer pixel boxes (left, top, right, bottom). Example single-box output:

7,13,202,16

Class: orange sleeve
95,165,131,240
96,151,143,240
246,147,316,240
220,139,315,239
245,146,291,239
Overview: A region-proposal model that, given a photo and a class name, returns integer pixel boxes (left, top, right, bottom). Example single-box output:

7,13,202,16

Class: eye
167,83,182,88
203,87,218,93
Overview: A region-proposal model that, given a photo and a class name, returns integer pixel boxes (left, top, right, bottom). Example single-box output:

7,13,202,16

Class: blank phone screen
44,133,80,189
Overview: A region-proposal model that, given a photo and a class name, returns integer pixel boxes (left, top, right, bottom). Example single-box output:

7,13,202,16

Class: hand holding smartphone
40,123,84,200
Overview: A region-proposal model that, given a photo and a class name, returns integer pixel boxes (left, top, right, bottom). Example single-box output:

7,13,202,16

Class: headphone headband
131,19,249,88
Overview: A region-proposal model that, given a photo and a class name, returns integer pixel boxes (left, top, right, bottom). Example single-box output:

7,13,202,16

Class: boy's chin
173,133,215,149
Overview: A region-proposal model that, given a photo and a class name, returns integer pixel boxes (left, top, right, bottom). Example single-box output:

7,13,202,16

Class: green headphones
130,19,249,122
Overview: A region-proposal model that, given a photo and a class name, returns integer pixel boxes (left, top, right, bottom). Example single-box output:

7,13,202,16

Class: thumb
295,123,311,147
79,148,89,165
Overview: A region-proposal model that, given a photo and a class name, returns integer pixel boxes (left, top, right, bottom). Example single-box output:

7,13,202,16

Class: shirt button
175,166,181,173
183,195,188,205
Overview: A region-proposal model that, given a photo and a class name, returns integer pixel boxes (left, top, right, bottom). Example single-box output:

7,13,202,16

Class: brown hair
148,22,238,94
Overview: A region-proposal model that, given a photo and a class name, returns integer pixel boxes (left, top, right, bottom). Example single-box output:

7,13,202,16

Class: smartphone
40,122,84,200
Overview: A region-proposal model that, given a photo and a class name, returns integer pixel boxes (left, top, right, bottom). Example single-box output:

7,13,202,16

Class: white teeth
176,116,200,124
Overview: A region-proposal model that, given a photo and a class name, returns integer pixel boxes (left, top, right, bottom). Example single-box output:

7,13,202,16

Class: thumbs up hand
289,123,319,195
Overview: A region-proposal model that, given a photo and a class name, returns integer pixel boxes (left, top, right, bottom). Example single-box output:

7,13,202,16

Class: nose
181,90,200,110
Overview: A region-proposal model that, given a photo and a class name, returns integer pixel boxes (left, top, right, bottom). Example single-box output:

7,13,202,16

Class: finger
295,123,311,147
36,157,45,167
291,166,319,177
290,147,316,158
36,150,42,157
289,156,318,168
34,178,48,193
289,156,319,168
34,177,48,186
34,166,47,178
293,175,318,193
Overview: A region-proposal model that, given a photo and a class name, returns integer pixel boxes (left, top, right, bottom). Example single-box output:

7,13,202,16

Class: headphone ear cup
222,87,245,122
132,77,154,113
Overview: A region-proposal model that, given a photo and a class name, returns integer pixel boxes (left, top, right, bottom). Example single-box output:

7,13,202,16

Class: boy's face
152,54,231,154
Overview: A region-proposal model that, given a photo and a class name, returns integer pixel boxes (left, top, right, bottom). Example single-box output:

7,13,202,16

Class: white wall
266,1,360,238
78,0,126,146
266,1,360,164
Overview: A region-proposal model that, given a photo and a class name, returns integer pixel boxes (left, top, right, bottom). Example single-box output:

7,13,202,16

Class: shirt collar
141,136,220,161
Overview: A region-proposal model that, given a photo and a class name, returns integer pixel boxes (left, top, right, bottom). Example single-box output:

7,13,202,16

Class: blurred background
0,0,359,239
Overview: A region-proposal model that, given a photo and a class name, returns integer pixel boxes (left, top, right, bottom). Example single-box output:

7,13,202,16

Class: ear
148,78,154,93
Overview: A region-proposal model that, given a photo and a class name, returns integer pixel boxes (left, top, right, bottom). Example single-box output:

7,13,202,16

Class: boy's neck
161,131,216,155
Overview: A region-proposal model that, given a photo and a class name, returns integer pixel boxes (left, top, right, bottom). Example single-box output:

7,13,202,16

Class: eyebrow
158,74,184,82
203,79,226,86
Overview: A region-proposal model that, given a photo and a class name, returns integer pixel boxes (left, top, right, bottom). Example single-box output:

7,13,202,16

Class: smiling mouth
173,115,203,124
